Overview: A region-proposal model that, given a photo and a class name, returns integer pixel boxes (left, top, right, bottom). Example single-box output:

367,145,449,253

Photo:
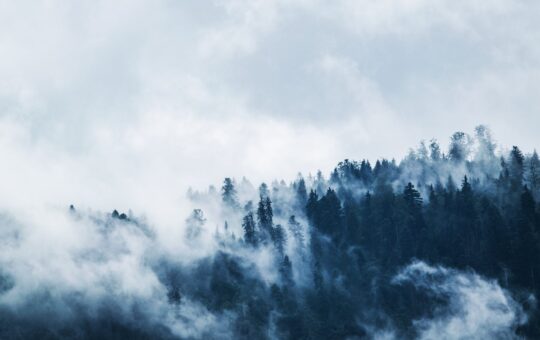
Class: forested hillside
1,126,539,339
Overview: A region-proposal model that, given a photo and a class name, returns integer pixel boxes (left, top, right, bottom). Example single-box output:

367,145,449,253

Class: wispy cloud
393,261,528,339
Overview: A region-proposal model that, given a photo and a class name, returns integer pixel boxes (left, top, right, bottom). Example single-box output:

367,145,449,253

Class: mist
2,1,540,339
0,125,539,338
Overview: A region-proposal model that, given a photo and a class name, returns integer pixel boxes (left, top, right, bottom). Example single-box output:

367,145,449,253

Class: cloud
0,0,538,200
0,207,234,338
393,261,528,339
0,2,539,334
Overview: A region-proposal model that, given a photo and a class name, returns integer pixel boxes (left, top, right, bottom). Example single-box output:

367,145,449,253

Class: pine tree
265,197,273,225
509,146,525,190
399,183,425,260
429,139,441,161
460,176,473,198
417,140,429,160
475,125,496,158
259,183,269,198
359,160,373,186
222,178,239,208
513,186,539,288
279,255,294,287
257,195,274,243
315,171,326,196
449,131,471,162
316,188,342,236
403,182,422,210
527,151,540,196
272,224,286,256
287,215,305,249
185,209,206,240
446,175,456,193
330,168,340,186
306,190,319,224
454,176,477,267
428,184,437,206
296,177,308,208
359,191,374,248
242,212,257,247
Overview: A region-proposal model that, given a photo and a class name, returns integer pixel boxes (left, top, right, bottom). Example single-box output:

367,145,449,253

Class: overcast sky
1,0,539,216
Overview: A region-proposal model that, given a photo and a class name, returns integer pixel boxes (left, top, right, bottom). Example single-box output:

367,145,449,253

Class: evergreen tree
359,160,373,186
449,131,471,162
306,190,319,224
403,182,423,210
257,195,274,243
344,199,362,245
279,255,294,287
295,177,308,208
429,139,441,161
446,175,457,193
513,186,539,288
259,183,269,199
242,212,257,246
509,146,525,190
398,183,425,260
527,151,540,196
417,140,429,160
475,125,496,158
315,188,342,236
314,170,326,196
186,209,206,240
453,176,477,267
360,191,374,249
287,215,305,249
272,224,286,256
222,178,239,208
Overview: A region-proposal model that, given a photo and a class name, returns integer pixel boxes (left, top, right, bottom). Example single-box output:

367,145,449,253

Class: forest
1,125,539,339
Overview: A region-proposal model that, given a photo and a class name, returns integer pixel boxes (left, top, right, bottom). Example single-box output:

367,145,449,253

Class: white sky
0,0,539,217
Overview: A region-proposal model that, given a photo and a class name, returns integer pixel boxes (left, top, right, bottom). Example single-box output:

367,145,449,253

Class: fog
1,1,539,339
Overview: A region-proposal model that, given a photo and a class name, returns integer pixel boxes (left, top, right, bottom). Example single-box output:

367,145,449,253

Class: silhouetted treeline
180,126,540,338
1,126,539,339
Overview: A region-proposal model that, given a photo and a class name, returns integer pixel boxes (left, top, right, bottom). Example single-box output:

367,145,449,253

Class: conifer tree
449,131,471,162
296,177,308,207
186,209,206,240
272,224,286,256
222,178,239,209
257,195,274,243
242,212,257,246
429,139,441,161
287,215,305,248
527,151,540,196
509,146,525,190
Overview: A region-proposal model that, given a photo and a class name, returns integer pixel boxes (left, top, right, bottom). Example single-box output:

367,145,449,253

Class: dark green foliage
305,190,318,224
295,177,308,209
279,256,294,286
449,131,470,162
509,146,525,190
527,151,540,197
76,134,540,338
311,188,342,237
287,215,304,247
429,139,441,161
403,182,422,209
271,224,286,256
257,195,273,244
7,129,540,339
242,212,257,247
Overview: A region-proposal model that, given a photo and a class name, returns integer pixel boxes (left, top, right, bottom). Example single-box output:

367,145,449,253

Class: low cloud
393,261,528,339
